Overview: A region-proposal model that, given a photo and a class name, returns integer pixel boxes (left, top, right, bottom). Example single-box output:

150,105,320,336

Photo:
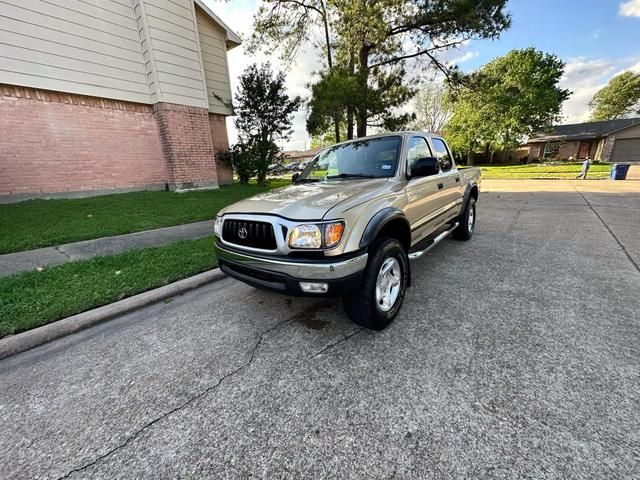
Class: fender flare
461,181,478,210
359,207,412,287
359,207,411,249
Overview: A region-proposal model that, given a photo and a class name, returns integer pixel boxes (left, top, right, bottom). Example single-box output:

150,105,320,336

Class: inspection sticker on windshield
381,164,392,170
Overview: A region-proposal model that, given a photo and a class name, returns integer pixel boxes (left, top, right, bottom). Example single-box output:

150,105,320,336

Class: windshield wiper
326,173,378,180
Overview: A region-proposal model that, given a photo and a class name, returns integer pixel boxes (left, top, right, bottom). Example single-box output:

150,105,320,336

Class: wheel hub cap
375,257,401,312
468,204,475,233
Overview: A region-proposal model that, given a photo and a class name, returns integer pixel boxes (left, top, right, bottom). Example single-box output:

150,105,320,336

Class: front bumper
215,241,368,296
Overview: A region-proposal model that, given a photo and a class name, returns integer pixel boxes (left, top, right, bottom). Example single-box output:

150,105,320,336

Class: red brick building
0,0,240,202
527,118,640,163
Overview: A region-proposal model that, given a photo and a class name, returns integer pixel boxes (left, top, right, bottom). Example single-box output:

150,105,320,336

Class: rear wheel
453,197,476,241
343,237,408,330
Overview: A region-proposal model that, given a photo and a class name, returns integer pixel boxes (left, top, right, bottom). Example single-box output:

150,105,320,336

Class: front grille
222,219,277,249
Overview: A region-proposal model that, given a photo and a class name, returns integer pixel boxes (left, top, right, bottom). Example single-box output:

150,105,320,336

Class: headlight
288,222,345,249
289,224,322,249
214,216,222,238
324,221,345,248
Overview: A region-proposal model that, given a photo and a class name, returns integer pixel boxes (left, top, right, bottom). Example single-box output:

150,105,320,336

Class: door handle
455,177,460,182
437,183,444,190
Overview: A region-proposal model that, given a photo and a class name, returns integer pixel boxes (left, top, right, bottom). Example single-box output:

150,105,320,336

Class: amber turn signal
324,222,345,248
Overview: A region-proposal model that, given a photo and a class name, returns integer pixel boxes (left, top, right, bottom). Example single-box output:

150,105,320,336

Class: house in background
280,146,324,164
527,118,640,163
0,0,240,202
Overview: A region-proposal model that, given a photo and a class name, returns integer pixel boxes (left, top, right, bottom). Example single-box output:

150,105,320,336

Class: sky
204,0,640,150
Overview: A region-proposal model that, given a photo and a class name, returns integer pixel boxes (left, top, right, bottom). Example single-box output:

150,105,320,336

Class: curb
0,268,226,360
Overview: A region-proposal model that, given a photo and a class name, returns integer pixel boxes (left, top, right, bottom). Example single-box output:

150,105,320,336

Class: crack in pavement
55,316,294,480
55,300,358,479
312,328,363,358
574,187,640,274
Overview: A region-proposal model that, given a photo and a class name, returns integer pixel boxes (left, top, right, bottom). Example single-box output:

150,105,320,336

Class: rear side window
432,138,453,172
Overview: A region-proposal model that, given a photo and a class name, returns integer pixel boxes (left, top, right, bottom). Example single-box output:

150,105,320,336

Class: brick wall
209,113,233,185
0,85,166,197
601,135,616,162
528,141,581,161
0,85,234,200
557,141,580,160
153,103,218,191
528,143,545,161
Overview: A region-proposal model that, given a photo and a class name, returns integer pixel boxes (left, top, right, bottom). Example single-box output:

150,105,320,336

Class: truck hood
221,178,389,220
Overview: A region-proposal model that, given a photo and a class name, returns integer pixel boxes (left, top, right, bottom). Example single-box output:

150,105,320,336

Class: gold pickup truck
214,133,480,330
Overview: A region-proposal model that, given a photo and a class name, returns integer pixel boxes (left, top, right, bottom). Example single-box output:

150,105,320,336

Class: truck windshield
299,136,402,182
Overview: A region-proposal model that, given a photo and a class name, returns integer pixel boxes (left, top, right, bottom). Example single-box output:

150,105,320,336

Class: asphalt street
1,182,639,479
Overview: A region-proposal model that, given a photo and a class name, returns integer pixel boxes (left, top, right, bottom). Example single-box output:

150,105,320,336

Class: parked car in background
285,162,300,171
215,132,481,330
298,162,308,171
268,163,286,175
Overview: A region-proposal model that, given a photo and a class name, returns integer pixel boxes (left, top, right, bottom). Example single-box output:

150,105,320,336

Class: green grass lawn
0,180,289,254
476,163,611,179
0,236,217,337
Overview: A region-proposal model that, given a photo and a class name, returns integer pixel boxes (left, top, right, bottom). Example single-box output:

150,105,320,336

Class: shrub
229,142,257,184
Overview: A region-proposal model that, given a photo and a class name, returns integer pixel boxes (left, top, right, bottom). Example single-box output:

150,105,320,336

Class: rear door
430,137,463,221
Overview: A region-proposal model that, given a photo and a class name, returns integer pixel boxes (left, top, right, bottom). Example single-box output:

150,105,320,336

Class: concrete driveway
1,180,639,479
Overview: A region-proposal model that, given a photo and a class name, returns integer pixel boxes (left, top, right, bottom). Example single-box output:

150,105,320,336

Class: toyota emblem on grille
237,227,248,239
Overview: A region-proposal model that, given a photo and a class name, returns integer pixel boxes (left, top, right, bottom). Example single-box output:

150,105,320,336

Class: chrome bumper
215,243,368,280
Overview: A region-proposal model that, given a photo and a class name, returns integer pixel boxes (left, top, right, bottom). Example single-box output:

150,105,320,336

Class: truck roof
324,131,444,149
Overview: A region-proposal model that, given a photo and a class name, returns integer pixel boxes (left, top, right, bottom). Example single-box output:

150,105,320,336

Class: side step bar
408,222,459,260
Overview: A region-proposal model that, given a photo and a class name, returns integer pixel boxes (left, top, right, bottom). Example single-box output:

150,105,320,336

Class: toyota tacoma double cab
214,132,480,330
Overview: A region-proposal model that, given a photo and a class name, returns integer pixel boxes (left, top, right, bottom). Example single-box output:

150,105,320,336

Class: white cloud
445,50,479,67
559,59,616,123
559,58,640,123
619,0,640,17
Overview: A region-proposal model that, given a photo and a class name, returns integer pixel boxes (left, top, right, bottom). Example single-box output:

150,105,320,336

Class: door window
431,138,453,172
407,136,433,172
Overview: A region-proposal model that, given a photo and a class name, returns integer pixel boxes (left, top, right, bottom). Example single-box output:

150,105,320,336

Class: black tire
342,237,409,330
452,196,476,241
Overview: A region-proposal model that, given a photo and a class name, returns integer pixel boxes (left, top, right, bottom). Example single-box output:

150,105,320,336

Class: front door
403,136,443,242
577,141,592,159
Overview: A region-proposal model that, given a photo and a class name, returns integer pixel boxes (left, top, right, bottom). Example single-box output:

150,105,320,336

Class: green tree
333,0,510,136
233,63,302,185
446,48,570,163
310,127,346,148
589,71,640,121
253,0,511,138
250,0,342,142
306,68,358,141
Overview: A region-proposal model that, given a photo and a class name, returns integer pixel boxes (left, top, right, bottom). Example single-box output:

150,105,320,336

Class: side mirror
291,172,300,184
409,157,439,179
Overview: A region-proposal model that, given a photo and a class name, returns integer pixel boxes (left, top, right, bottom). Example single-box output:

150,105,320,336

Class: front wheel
452,197,476,241
343,237,408,330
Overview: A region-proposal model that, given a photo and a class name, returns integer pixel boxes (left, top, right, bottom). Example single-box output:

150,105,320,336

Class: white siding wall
140,0,208,108
0,0,152,104
195,5,232,115
0,0,234,110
